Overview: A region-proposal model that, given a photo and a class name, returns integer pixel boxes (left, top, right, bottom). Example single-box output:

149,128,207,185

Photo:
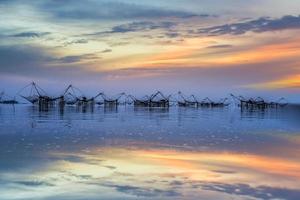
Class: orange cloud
135,149,300,179
120,32,300,69
76,31,300,86
248,74,300,89
49,146,300,191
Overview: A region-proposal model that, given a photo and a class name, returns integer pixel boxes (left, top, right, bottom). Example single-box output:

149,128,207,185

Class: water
0,105,300,200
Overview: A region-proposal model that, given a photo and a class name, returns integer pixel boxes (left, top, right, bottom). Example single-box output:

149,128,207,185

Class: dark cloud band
198,15,300,36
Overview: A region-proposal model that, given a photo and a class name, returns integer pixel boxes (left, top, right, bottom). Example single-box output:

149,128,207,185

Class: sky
0,0,300,101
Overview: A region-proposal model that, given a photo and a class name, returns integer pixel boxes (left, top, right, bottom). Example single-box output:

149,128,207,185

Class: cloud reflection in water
0,105,300,200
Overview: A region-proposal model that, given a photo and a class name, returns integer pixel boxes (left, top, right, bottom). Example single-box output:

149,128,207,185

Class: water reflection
0,105,300,200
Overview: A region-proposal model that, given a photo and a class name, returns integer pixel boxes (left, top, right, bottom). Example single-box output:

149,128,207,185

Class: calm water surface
0,105,300,200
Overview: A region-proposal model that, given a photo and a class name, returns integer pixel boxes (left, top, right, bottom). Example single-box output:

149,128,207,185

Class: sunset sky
0,0,300,101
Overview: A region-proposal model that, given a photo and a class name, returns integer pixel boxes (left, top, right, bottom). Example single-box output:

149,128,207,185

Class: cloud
206,44,233,49
112,21,176,33
56,155,86,163
11,31,50,38
210,169,236,174
105,56,297,84
101,49,112,53
246,74,300,89
39,1,206,21
103,183,179,197
0,45,99,69
200,182,300,200
64,39,88,46
85,21,177,36
58,53,100,64
165,32,180,38
104,165,116,170
13,180,55,187
198,15,300,36
108,41,130,47
0,45,54,72
0,45,99,79
103,67,172,80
